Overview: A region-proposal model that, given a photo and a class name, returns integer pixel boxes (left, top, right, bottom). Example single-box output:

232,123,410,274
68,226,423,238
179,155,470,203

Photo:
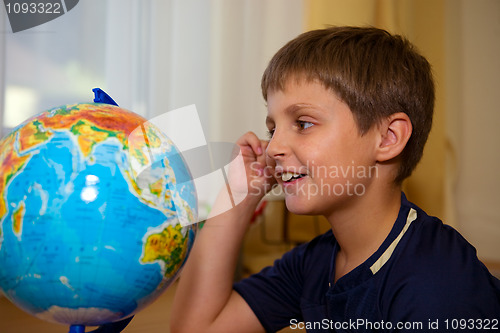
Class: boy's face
265,79,380,217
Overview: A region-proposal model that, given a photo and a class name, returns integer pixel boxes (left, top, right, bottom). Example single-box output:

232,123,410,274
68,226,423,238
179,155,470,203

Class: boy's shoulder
383,196,500,319
400,197,483,269
394,195,490,279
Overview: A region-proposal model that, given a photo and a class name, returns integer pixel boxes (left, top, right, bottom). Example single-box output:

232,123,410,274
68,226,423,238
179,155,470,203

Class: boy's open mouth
281,172,307,183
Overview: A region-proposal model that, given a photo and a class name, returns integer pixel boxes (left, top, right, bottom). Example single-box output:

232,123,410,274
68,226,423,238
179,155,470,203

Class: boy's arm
171,132,274,333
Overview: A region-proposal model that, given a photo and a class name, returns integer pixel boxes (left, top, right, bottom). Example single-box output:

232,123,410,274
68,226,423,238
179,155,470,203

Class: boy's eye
297,120,314,130
267,128,275,138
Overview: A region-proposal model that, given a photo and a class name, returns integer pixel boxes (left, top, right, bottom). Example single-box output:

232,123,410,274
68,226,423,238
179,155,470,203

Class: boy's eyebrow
284,103,303,114
286,103,318,115
266,103,313,127
266,103,320,127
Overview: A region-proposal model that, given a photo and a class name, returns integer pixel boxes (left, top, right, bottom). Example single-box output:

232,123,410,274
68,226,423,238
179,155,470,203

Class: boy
171,26,500,332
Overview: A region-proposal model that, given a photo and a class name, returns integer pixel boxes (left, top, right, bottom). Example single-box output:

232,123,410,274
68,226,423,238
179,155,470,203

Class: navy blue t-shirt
234,193,500,332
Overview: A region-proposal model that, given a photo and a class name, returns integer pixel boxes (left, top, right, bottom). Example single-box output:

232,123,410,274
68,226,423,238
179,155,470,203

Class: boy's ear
375,112,412,163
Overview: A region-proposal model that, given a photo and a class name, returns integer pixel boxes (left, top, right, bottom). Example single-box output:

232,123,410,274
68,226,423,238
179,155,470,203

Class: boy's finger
237,132,264,156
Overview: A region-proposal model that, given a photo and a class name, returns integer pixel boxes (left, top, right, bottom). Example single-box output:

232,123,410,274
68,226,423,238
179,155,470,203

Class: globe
0,102,198,330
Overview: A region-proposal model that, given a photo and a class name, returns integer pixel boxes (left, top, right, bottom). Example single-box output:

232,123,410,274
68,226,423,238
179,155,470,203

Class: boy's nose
265,131,288,160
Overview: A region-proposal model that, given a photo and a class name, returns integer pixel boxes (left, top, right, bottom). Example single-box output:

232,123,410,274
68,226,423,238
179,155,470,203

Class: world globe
0,100,197,332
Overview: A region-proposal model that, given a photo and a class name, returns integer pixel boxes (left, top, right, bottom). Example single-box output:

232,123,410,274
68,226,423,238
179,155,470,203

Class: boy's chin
284,195,319,216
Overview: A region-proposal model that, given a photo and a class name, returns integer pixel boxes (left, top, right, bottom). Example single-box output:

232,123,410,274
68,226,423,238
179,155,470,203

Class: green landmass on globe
141,224,189,278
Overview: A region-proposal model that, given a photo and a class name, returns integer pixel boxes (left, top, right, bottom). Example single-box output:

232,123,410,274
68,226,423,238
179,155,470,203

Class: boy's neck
327,184,402,282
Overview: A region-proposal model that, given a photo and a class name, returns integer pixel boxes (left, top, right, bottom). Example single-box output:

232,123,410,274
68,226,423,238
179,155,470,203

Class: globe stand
67,316,134,333
69,325,85,333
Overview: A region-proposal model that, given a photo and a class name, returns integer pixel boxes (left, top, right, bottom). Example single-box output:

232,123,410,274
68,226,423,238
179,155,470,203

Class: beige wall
447,0,500,262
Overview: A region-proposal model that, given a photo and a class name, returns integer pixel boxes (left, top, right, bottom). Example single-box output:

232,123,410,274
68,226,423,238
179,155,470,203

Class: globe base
67,316,133,333
69,325,85,333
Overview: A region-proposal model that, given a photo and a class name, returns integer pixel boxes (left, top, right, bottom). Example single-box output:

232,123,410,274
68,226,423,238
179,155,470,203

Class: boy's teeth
281,172,302,182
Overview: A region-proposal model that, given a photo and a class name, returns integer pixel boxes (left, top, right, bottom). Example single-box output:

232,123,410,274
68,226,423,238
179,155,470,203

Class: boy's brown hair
261,26,435,183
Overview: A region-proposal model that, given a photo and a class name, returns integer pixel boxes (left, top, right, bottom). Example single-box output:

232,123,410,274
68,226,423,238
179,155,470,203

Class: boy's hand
228,132,276,203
